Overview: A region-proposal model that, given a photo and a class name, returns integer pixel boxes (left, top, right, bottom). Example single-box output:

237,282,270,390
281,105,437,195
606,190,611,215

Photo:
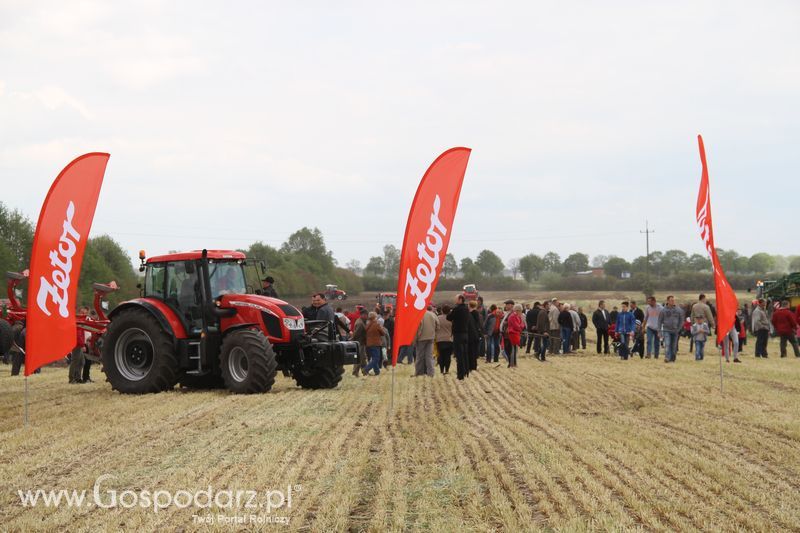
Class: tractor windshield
208,261,247,297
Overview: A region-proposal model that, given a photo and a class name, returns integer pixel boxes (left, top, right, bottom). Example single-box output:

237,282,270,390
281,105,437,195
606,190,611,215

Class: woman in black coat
468,300,482,371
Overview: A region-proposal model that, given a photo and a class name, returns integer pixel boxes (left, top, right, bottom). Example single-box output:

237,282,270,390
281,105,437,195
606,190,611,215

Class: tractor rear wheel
102,308,179,394
0,319,12,363
219,329,277,394
293,365,345,389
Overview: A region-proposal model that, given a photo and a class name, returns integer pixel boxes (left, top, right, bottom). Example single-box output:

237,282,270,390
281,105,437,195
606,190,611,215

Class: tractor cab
141,251,266,336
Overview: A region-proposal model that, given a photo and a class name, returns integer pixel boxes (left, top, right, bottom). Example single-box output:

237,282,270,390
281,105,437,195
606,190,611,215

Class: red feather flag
392,147,471,365
695,135,738,345
25,153,110,375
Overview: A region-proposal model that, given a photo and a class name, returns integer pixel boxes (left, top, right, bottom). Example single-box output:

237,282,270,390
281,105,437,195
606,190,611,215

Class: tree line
354,247,799,293
0,202,363,303
2,200,796,300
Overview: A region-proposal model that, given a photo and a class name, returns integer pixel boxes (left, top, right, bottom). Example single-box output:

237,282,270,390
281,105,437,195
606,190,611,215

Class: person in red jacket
771,300,800,358
506,304,525,368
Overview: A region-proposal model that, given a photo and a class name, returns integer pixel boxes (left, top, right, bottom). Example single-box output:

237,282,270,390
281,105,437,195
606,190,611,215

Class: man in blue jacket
615,301,636,360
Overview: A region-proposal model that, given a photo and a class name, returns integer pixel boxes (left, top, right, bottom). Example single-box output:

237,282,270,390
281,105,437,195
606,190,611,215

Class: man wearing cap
260,276,278,297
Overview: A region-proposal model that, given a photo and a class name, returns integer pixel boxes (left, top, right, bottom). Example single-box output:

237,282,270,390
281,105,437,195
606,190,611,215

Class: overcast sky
1,1,797,270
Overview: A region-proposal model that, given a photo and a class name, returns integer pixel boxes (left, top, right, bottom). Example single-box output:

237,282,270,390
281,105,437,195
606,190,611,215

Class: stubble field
1,323,799,532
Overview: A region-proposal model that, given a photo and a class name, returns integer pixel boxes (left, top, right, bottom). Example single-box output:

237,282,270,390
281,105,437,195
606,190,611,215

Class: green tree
603,257,631,278
563,253,589,274
790,256,800,271
476,250,504,277
748,253,775,274
518,254,545,283
459,257,482,281
364,256,385,277
280,227,333,275
716,248,740,274
382,244,400,278
0,202,34,272
733,256,749,274
442,253,458,278
344,259,362,275
687,253,711,271
661,249,689,275
247,241,285,269
543,252,562,273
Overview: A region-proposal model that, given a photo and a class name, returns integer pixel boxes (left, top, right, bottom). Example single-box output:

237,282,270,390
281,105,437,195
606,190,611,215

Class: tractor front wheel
102,308,179,394
219,329,277,394
293,365,345,389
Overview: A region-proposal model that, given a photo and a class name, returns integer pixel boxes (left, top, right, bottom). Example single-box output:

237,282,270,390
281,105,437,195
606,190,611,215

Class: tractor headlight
283,317,305,330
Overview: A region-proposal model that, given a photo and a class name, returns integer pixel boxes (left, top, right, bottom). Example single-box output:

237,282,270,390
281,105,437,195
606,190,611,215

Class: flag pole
24,376,29,427
719,338,724,394
390,364,395,413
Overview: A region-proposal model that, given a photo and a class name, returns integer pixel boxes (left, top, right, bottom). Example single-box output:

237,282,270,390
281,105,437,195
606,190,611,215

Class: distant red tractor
101,250,358,394
376,292,396,313
462,284,479,302
324,284,347,301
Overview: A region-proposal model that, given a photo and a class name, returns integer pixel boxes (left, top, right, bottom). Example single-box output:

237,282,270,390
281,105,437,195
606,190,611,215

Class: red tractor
462,284,479,302
324,284,347,301
101,250,358,394
376,292,397,314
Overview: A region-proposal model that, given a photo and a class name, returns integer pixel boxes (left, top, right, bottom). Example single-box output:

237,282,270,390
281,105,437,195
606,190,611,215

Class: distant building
576,268,606,277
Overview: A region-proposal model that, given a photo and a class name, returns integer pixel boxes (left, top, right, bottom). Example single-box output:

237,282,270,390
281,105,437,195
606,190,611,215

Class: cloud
20,86,94,119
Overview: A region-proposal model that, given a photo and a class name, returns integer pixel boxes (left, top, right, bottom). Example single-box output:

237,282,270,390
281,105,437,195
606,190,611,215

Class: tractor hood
218,294,303,319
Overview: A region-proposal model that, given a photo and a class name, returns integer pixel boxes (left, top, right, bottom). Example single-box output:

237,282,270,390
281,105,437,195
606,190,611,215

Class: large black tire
179,373,226,390
219,329,277,394
102,307,179,394
0,319,12,363
293,365,345,389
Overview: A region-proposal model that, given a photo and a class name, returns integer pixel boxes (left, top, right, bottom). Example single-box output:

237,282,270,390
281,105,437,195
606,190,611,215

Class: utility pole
640,220,655,294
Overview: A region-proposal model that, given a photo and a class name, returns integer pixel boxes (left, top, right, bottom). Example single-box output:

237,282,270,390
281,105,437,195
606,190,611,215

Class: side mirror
101,301,110,311
14,289,22,298
136,283,142,289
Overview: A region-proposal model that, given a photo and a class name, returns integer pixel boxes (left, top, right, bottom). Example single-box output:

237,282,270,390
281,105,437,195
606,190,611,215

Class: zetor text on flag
25,153,110,375
392,147,471,365
695,135,738,345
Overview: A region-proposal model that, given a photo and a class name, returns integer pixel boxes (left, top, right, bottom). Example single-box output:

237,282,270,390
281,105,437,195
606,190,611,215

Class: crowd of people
329,293,800,380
